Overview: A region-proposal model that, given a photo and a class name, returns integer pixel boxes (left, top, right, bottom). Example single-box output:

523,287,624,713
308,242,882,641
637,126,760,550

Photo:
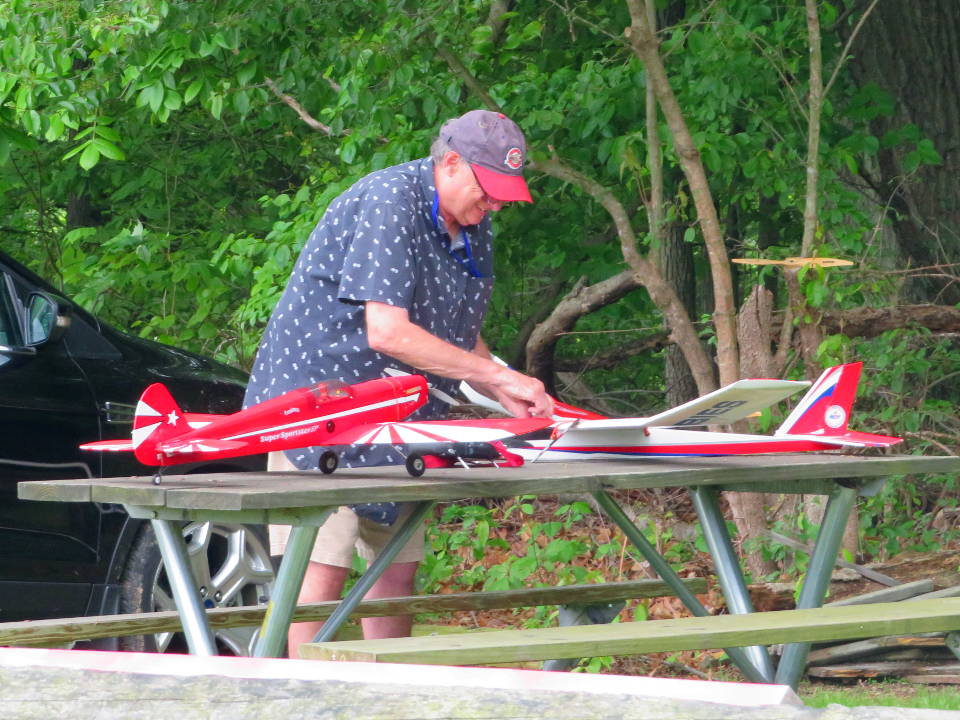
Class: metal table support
691,486,777,681
592,489,771,683
253,524,321,657
312,501,436,644
150,518,218,656
774,483,858,686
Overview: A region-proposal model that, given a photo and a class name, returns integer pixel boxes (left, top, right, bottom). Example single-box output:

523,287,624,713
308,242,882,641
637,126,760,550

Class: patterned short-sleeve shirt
245,157,495,475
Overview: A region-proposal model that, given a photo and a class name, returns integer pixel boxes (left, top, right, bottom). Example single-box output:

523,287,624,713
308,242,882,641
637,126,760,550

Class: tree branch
435,47,503,112
624,0,738,386
263,77,333,135
532,151,717,394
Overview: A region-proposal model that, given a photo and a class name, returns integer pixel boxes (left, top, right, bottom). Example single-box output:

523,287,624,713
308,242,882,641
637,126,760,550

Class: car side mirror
0,293,72,360
25,293,72,346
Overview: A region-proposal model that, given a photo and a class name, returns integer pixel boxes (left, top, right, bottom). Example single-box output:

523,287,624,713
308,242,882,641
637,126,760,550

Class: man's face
440,157,507,228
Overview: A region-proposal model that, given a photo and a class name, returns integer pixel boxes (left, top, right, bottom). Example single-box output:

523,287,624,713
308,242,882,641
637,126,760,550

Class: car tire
118,521,274,655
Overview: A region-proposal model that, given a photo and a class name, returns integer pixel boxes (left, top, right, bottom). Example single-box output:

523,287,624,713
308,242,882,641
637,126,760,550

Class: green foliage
422,496,606,597
4,0,937,383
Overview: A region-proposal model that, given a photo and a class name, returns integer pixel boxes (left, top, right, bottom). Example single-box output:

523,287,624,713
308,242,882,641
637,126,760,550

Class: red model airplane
82,362,901,478
80,373,553,478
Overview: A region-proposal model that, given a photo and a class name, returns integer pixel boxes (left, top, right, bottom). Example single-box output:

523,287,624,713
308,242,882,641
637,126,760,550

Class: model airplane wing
156,438,250,455
325,416,554,446
80,439,135,452
635,378,811,428
778,431,902,448
551,378,811,435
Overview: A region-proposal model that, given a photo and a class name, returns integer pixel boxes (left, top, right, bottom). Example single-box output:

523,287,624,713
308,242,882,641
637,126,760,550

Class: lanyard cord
431,192,484,279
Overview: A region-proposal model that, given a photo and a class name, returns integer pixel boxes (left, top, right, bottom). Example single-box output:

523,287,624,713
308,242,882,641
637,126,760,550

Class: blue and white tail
775,363,901,447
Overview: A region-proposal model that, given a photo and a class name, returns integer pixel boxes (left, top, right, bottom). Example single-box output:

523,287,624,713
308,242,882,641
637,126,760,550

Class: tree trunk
726,286,779,580
844,0,960,304
658,226,698,408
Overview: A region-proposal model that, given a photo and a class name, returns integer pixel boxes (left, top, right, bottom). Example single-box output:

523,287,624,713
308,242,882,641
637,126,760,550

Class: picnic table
18,453,960,688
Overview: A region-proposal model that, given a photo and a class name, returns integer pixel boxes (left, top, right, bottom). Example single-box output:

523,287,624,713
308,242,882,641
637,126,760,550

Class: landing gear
405,453,426,478
319,451,339,474
152,469,164,486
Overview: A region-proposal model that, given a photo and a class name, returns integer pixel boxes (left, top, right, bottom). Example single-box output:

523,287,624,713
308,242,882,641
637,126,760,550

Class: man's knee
299,562,350,602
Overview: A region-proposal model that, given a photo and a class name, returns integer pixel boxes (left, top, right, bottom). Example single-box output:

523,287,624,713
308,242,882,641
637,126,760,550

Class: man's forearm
365,301,551,417
366,304,502,385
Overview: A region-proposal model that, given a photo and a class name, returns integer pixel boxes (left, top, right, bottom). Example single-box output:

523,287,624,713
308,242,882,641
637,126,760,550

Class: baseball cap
440,109,533,203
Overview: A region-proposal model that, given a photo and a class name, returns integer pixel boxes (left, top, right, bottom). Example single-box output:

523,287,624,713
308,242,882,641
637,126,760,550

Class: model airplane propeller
81,362,901,478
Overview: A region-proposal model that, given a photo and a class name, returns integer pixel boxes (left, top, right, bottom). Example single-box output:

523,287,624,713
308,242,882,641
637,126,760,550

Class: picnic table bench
18,453,960,689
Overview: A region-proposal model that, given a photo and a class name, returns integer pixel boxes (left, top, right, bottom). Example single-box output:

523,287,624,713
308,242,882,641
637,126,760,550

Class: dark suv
0,250,272,653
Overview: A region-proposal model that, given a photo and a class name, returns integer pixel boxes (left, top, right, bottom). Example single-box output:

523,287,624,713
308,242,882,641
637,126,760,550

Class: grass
799,680,960,710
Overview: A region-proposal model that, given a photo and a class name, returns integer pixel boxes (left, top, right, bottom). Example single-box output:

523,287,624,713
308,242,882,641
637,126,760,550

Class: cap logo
504,147,523,170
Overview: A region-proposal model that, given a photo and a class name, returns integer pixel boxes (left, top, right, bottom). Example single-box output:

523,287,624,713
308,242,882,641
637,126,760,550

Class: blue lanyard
431,192,485,279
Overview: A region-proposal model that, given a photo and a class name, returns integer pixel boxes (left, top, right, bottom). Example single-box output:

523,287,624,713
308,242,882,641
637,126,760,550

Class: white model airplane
460,361,902,461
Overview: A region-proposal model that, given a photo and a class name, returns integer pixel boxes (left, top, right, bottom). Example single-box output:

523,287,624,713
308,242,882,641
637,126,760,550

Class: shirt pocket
450,276,493,349
410,254,468,339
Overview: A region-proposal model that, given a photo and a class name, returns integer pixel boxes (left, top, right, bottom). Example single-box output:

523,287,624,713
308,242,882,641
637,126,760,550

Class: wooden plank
769,531,900,586
299,597,960,665
903,674,960,684
15,478,95,503
0,578,705,647
910,584,960,602
19,455,960,511
825,580,934,607
808,661,960,679
807,633,946,665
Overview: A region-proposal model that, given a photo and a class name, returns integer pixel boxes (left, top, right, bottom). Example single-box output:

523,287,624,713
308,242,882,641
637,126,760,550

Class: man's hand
468,365,553,418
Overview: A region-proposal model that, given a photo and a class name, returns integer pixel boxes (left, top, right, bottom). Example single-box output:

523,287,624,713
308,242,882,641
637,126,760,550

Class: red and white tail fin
132,383,191,465
775,363,861,436
774,362,901,447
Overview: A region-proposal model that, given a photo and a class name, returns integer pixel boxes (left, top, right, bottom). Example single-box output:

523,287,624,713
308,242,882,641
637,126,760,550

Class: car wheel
118,522,274,655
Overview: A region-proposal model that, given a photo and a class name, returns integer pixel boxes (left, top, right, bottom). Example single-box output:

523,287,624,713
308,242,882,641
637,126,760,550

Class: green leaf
184,79,203,104
93,138,125,161
233,89,249,116
45,113,65,141
79,143,100,170
340,137,357,164
95,125,121,142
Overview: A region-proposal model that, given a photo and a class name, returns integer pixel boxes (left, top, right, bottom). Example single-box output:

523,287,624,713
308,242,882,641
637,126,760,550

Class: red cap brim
471,163,533,203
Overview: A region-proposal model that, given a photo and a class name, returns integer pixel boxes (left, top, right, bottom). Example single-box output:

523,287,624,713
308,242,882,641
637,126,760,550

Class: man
245,109,552,657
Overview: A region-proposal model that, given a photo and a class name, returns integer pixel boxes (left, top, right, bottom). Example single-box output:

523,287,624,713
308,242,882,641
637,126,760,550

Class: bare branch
435,47,503,112
824,0,880,98
263,77,333,135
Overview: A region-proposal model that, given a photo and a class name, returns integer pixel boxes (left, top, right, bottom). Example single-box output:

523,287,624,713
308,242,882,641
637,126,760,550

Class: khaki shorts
267,451,424,568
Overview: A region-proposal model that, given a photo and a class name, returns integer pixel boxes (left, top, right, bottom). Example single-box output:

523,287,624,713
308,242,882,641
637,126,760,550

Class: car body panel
0,250,265,622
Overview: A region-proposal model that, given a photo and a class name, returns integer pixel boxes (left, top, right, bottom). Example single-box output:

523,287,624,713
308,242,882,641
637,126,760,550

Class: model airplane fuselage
85,375,430,470
82,362,901,477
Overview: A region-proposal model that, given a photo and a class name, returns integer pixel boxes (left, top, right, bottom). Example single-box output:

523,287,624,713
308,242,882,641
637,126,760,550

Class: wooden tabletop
18,454,960,512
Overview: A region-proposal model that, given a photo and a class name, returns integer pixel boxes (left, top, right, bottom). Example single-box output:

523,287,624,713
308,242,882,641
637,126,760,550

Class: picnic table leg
591,490,771,683
253,523,321,658
312,500,436,643
775,483,857,688
541,601,626,671
690,486,776,682
150,518,218,656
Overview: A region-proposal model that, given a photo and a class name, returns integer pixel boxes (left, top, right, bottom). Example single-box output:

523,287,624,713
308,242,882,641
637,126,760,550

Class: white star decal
167,411,180,426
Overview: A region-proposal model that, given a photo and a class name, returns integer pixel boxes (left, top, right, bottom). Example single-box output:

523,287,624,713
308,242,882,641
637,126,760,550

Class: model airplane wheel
319,451,338,474
405,453,426,477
